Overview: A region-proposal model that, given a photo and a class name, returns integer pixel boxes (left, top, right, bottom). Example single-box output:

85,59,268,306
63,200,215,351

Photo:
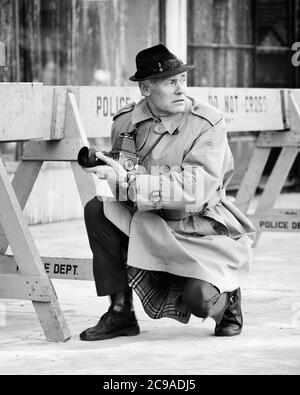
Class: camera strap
115,129,167,166
139,131,167,165
114,131,137,154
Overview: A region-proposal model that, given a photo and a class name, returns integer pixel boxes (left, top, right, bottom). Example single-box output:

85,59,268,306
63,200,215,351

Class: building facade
1,0,299,89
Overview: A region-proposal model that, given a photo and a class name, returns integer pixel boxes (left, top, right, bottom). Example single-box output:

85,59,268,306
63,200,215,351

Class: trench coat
103,97,256,323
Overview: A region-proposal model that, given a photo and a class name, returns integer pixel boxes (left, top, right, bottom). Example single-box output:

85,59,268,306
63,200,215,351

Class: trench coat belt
156,209,200,220
156,189,226,221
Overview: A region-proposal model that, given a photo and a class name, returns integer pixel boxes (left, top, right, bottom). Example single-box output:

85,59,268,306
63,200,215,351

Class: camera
77,132,141,171
77,146,140,171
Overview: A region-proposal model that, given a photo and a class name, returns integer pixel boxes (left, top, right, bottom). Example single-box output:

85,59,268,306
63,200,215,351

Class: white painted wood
0,255,93,281
0,157,52,275
22,140,84,161
37,299,71,342
0,157,71,341
0,85,287,142
245,147,299,244
236,90,300,245
64,92,97,206
0,83,44,141
256,131,300,147
40,86,55,141
256,153,299,214
267,209,300,217
289,91,300,136
189,88,285,132
248,214,300,233
78,86,141,138
77,87,285,137
235,148,271,213
166,0,187,62
50,88,67,140
66,92,89,145
0,274,52,301
0,160,42,254
257,91,300,212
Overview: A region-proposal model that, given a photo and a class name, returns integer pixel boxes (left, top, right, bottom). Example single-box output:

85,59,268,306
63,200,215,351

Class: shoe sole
214,330,242,337
80,326,140,341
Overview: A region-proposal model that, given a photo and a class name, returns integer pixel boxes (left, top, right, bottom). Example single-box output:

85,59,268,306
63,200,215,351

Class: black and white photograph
0,0,299,378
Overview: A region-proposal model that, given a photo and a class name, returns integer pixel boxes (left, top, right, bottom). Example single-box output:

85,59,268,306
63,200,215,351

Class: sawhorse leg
253,146,299,243
235,147,271,213
0,157,71,342
0,160,42,254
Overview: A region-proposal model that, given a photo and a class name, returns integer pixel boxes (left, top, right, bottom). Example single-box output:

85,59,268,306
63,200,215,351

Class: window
187,0,299,88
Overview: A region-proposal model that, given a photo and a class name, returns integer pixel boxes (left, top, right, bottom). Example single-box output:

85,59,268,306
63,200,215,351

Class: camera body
78,131,141,173
77,146,141,171
114,150,141,171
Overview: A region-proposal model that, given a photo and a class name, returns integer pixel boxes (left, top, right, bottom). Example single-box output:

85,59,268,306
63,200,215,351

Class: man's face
144,72,187,116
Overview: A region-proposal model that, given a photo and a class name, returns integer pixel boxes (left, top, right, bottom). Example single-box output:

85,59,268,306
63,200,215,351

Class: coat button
154,125,163,133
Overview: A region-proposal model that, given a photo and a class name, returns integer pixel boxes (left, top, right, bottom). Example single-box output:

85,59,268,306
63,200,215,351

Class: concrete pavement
0,193,300,375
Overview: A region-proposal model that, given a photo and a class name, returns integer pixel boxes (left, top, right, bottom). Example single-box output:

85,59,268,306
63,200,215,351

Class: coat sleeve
128,116,232,212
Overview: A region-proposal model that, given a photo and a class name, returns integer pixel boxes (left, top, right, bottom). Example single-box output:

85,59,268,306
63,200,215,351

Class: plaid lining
127,266,191,324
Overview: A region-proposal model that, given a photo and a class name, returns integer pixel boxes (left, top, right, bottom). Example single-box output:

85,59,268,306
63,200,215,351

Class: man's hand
84,151,127,187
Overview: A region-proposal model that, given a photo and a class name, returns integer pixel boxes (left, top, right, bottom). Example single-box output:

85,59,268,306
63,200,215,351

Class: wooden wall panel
19,0,41,82
0,0,159,85
188,0,254,87
0,0,18,81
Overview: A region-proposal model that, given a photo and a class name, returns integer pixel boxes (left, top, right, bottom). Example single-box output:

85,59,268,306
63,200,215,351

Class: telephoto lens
77,146,111,168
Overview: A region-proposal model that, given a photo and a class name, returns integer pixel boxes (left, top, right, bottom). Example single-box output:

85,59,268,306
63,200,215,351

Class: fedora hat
129,44,195,81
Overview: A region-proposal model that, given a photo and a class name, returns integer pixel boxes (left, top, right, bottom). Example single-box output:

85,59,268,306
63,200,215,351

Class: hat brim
129,64,195,82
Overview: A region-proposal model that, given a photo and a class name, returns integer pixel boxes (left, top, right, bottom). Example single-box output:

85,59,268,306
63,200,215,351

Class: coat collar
131,97,192,135
131,99,154,126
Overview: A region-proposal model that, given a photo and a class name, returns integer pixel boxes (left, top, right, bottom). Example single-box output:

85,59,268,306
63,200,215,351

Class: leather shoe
215,288,243,337
80,308,140,341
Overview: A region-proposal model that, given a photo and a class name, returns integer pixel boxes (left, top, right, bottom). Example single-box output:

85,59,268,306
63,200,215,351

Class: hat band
147,58,183,75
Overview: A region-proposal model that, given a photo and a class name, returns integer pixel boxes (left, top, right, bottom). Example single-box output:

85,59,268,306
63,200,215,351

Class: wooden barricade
70,85,300,244
0,84,96,341
235,90,300,243
0,83,299,341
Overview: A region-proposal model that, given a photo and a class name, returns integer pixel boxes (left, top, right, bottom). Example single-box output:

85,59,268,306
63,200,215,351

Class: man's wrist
127,171,137,203
127,172,136,185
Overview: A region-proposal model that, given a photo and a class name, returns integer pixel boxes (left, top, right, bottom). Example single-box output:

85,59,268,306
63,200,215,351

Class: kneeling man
80,44,256,341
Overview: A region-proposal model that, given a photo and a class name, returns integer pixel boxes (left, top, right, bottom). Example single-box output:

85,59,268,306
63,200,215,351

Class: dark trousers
84,197,228,323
